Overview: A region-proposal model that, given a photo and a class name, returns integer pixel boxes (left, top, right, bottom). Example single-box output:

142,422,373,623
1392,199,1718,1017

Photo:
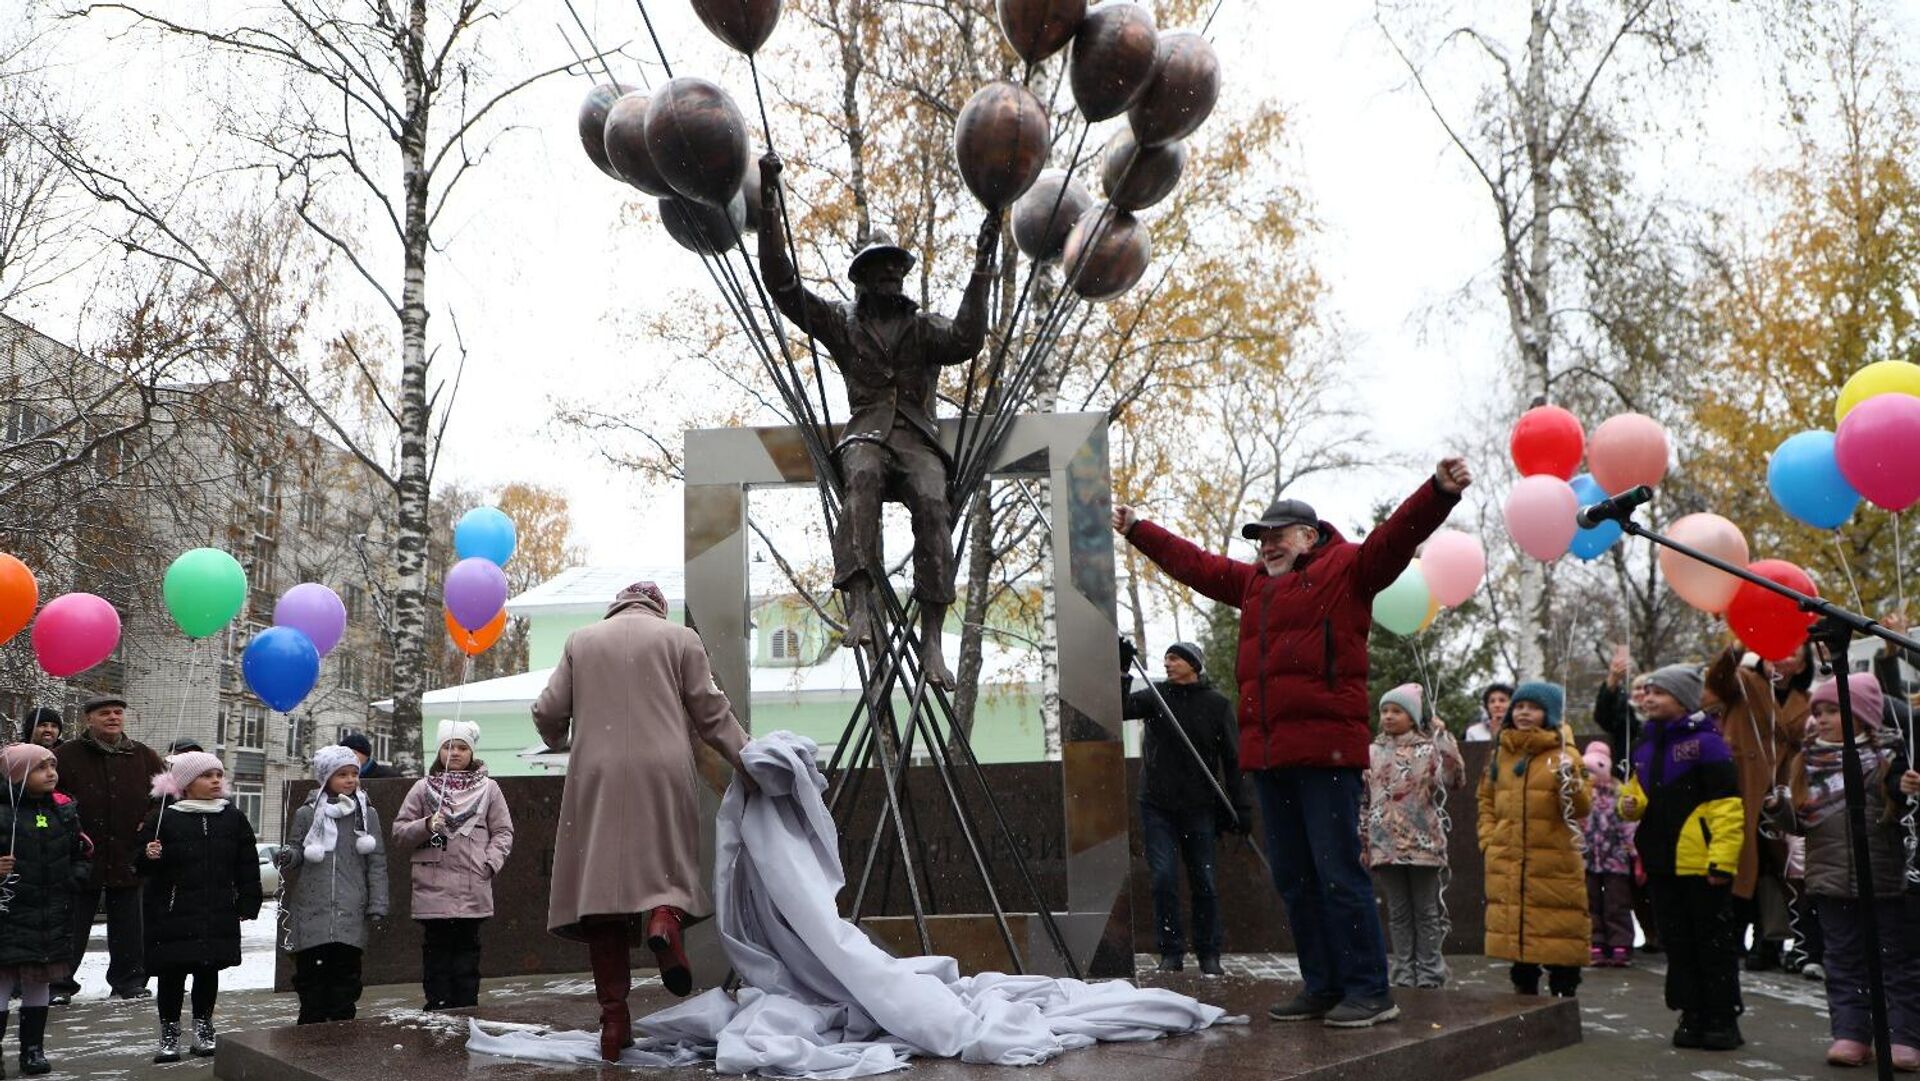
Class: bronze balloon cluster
575,1,783,253
985,0,1221,301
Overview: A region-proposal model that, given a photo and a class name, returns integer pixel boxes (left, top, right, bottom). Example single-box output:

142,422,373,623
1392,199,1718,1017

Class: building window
235,703,266,749
250,535,277,593
4,402,50,443
338,654,364,696
770,627,800,661
297,488,324,531
252,466,280,518
284,712,304,757
343,584,365,621
232,784,263,832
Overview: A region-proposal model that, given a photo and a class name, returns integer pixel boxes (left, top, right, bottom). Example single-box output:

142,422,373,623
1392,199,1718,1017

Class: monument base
216,974,1579,1081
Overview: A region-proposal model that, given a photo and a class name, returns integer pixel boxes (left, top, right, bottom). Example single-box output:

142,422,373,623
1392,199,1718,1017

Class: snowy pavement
68,901,281,1001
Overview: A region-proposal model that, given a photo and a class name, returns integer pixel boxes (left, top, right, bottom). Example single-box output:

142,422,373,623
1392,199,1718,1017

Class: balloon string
157,638,205,838
1832,530,1868,615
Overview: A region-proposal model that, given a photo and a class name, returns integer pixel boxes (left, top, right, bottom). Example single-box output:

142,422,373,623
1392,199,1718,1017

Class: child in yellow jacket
1478,682,1591,997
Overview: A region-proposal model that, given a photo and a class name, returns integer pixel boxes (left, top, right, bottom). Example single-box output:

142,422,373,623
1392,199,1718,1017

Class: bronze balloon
603,92,674,197
643,76,750,208
1100,129,1185,211
1127,30,1220,147
1068,2,1159,122
659,193,748,254
996,0,1086,65
690,0,784,56
578,83,632,180
1061,204,1150,301
1011,170,1092,262
953,80,1050,210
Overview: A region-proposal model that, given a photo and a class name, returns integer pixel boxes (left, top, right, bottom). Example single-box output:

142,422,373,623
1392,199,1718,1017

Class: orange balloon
0,554,39,645
1417,593,1443,633
446,606,507,655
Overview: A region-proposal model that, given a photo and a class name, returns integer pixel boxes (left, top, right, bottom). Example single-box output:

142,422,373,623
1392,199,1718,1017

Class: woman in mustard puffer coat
1478,681,1592,997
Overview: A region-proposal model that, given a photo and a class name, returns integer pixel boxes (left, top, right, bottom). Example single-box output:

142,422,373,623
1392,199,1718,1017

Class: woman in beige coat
531,581,752,1061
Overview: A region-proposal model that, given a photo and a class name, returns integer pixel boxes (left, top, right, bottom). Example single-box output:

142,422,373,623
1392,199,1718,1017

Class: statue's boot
844,579,877,647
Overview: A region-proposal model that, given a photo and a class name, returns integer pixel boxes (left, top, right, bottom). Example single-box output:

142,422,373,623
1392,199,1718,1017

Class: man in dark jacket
1123,641,1246,976
339,731,397,779
1114,457,1470,1027
52,695,163,1001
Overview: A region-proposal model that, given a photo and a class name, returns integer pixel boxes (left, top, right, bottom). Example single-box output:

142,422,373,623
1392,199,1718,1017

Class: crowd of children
0,715,517,1072
1360,650,1920,1069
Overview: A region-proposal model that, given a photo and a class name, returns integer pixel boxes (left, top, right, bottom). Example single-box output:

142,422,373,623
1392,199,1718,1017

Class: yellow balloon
1835,360,1920,424
1417,593,1442,632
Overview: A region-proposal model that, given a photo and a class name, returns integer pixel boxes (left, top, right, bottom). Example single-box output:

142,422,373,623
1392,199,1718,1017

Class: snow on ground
71,900,280,999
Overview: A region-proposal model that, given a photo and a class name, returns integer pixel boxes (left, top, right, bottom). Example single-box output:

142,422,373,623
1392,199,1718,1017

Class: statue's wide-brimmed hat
849,230,915,284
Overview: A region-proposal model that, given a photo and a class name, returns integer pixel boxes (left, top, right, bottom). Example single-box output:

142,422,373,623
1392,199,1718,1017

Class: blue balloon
1568,473,1624,561
1767,429,1860,530
453,506,517,568
242,626,321,713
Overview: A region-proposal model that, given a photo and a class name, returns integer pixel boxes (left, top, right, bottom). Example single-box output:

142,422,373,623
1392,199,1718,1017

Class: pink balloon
1588,413,1670,495
1503,476,1579,562
1660,513,1750,614
1419,529,1487,606
31,593,123,678
1834,392,1920,511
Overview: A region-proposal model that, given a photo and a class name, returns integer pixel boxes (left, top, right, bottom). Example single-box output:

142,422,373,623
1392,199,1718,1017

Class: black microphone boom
1575,484,1655,530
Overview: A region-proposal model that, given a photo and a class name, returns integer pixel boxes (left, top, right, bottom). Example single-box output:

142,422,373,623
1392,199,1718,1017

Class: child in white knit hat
392,719,514,1011
280,745,388,1025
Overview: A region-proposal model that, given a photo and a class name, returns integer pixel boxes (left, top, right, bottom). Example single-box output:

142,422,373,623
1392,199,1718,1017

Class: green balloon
1373,562,1432,637
163,548,248,639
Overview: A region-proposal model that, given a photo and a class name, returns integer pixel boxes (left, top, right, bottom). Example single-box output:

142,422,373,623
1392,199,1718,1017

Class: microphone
1576,485,1654,530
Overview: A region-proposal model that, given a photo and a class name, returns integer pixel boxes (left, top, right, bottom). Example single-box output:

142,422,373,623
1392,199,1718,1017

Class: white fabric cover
467,731,1240,1075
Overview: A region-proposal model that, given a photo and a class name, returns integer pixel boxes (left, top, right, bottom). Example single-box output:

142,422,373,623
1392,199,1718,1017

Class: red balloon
1726,559,1818,662
1509,404,1585,480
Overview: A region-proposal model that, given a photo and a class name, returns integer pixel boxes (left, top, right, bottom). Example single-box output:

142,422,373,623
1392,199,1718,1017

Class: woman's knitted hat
1379,683,1426,725
2,742,54,784
312,744,361,787
1809,673,1884,732
436,718,481,751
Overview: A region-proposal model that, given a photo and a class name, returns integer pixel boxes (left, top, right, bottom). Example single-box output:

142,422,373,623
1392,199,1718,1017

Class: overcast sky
16,1,1919,578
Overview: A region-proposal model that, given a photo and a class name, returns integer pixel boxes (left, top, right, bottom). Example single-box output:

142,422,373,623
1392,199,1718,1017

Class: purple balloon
444,557,508,633
273,583,348,657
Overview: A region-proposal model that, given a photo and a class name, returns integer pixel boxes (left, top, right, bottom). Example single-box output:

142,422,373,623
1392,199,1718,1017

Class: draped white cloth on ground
467,731,1241,1076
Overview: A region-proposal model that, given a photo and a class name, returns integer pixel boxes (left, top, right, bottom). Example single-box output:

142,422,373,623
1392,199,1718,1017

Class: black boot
1699,1012,1745,1051
19,1006,50,1075
1157,954,1184,973
1672,1011,1704,1048
1510,967,1541,996
421,945,453,1011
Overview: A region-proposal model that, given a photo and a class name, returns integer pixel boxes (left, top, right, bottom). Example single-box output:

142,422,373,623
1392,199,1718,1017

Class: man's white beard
1262,554,1295,576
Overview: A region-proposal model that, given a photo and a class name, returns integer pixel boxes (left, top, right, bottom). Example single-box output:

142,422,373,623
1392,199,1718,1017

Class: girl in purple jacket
393,720,514,1011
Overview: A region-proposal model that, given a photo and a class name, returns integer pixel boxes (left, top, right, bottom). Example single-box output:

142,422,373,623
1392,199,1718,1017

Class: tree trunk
1514,0,1556,680
387,0,433,766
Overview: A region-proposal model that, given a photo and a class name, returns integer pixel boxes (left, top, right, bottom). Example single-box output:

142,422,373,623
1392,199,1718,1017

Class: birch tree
44,0,580,758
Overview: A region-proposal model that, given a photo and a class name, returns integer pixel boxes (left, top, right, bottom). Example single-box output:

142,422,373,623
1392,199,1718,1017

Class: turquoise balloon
1373,563,1432,637
1768,429,1860,530
162,548,248,639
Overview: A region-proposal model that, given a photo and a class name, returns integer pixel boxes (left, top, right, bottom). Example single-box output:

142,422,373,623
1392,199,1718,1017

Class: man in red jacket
1114,457,1471,1027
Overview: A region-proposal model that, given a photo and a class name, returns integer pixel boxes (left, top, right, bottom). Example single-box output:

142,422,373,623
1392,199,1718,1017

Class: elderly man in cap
532,581,755,1061
756,151,1001,690
52,694,165,1001
338,731,397,779
1114,458,1471,1028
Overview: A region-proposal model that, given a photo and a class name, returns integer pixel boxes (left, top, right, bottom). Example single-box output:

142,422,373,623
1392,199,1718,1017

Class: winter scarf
166,797,230,814
303,791,377,864
1797,735,1893,828
425,765,493,837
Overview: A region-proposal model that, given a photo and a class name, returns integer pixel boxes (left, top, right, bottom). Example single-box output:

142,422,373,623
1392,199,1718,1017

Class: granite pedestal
215,974,1580,1081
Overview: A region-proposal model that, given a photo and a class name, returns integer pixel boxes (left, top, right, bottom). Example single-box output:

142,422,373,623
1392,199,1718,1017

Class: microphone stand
1612,509,1918,1081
